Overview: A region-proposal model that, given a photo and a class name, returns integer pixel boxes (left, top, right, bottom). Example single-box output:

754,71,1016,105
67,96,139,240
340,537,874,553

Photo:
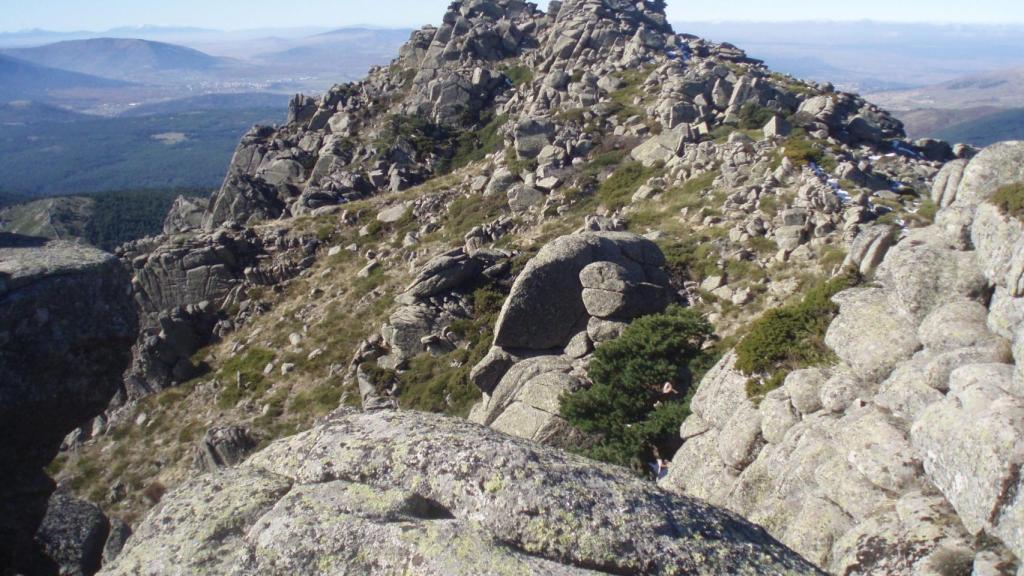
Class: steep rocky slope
663,141,1024,574
35,1,1010,574
0,235,136,574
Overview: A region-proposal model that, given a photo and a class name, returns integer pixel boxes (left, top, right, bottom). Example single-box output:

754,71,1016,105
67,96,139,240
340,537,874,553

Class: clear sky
3,0,1024,32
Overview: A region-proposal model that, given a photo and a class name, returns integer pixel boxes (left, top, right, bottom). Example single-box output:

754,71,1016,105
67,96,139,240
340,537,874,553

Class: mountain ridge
2,38,235,82
13,1,1024,575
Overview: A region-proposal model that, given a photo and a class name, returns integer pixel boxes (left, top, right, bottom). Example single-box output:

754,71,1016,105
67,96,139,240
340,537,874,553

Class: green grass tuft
597,161,661,210
991,183,1024,220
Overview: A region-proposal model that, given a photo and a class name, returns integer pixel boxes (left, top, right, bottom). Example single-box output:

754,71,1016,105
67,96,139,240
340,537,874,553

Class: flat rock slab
0,238,116,294
101,410,824,576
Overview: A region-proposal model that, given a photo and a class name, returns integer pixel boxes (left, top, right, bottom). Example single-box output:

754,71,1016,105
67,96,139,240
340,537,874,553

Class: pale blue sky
4,0,1024,32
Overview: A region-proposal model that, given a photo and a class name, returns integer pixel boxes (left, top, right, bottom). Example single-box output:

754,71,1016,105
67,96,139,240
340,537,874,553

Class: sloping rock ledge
100,409,821,576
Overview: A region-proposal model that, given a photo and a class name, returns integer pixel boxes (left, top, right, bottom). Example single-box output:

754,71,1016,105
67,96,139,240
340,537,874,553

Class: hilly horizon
867,67,1024,144
2,37,236,82
0,53,129,103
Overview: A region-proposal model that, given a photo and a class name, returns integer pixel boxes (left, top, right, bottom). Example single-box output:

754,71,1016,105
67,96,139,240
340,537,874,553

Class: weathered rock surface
34,490,111,576
162,196,209,236
100,410,822,576
493,232,669,350
663,141,1024,573
0,236,136,574
470,232,671,445
195,425,258,472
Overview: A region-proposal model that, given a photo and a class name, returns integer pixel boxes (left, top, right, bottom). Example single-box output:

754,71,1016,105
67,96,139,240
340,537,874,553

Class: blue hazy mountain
3,38,235,81
0,54,127,102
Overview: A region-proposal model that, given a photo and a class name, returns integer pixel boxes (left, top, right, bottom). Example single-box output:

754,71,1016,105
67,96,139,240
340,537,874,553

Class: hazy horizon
4,0,1024,33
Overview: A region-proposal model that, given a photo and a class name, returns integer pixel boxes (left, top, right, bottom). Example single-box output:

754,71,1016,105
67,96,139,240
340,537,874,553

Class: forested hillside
0,108,280,196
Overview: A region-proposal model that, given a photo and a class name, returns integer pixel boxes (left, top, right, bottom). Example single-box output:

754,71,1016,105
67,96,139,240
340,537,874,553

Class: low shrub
738,103,778,130
396,287,503,417
561,306,715,471
504,146,538,174
503,65,534,87
444,114,508,173
376,114,453,161
142,481,167,504
991,183,1024,220
736,274,857,402
659,233,726,285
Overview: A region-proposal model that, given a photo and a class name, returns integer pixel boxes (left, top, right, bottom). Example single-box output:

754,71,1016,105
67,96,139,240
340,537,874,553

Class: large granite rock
912,366,1024,558
0,236,136,573
493,232,669,350
33,490,111,576
952,140,1024,209
100,410,822,576
664,142,1024,573
470,232,672,445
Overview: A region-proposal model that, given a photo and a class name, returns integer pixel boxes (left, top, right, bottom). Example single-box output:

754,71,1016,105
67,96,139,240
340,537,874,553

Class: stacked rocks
663,141,1024,574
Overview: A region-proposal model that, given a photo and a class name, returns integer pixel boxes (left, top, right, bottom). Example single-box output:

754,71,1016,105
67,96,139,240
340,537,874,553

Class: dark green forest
0,107,281,196
83,187,210,250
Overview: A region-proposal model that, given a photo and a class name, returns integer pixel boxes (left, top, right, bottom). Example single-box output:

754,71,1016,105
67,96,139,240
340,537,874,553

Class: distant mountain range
0,30,411,113
867,68,1024,146
2,38,235,82
676,21,1024,93
868,67,1024,111
0,30,407,199
253,27,411,64
0,54,128,103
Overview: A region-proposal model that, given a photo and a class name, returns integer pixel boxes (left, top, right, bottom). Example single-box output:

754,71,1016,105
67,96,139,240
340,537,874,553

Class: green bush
561,306,715,470
503,66,535,87
735,275,856,402
376,114,453,161
444,114,508,173
738,103,777,130
781,135,838,173
991,183,1024,220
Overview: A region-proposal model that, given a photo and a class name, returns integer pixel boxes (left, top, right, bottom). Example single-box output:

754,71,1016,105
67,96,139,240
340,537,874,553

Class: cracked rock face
663,142,1024,574
99,409,822,576
0,236,136,573
469,232,671,446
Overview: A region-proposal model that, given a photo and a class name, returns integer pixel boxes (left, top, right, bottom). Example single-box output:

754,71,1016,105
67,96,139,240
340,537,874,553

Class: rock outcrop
0,236,136,574
34,490,112,576
663,141,1024,574
36,1,1006,573
469,232,672,446
100,409,822,576
106,224,320,416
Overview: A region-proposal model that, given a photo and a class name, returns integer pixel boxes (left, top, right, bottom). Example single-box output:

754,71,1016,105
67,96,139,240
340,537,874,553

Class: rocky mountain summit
10,0,1024,575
